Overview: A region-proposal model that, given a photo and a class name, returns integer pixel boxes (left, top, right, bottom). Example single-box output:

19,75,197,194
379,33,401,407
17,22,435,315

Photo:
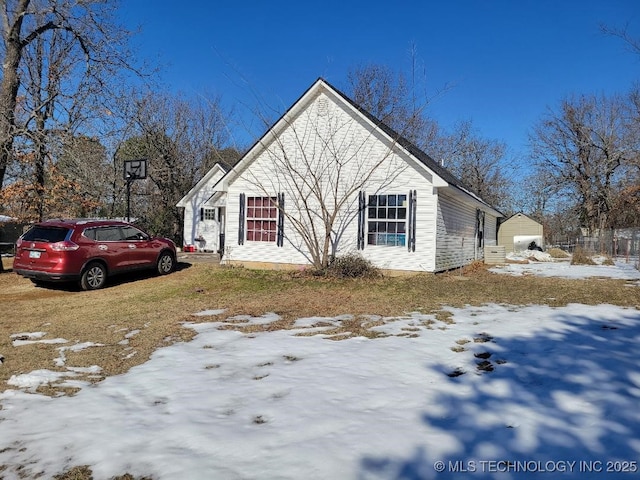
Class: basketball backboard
123,159,147,180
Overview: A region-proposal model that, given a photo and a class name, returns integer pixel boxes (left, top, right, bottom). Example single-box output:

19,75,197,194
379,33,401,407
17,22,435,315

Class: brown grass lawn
1,256,639,478
2,255,639,396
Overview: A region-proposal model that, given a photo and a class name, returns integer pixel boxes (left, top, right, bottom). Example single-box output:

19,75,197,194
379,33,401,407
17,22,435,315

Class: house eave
176,163,226,208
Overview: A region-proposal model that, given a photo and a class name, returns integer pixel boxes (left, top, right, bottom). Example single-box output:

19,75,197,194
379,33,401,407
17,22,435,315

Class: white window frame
367,194,408,247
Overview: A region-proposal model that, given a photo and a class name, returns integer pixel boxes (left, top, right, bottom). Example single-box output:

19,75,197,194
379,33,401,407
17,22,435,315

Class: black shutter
238,193,245,245
200,208,204,221
357,191,366,250
408,190,417,252
476,209,485,248
277,193,285,247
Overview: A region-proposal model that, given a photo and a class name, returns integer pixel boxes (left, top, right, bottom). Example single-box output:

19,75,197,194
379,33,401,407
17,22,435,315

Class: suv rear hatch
15,226,75,273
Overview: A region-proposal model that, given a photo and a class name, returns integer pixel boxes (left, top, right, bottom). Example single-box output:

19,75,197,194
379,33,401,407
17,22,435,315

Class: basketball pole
123,158,147,223
126,174,132,222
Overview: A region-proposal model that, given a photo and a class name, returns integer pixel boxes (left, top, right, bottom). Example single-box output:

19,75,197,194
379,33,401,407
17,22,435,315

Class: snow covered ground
490,251,640,281
1,261,639,479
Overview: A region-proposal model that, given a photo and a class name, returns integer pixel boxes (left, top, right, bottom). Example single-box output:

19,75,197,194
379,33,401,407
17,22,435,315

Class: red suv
14,219,177,290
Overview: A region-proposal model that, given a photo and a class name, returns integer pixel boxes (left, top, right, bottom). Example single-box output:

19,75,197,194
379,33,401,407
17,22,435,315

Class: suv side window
83,228,97,240
95,227,124,242
121,226,147,241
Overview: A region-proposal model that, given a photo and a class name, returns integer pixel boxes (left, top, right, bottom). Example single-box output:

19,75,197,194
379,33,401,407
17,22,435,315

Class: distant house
177,78,502,273
176,163,227,253
498,212,544,252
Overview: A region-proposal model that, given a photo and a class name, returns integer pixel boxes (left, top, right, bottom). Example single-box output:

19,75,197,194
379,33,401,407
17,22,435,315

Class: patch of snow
2,303,639,479
7,369,76,391
192,309,226,317
293,314,354,332
125,329,140,339
490,258,640,280
12,337,69,347
224,312,281,325
10,332,47,340
506,249,553,262
66,342,104,353
66,365,103,374
370,312,438,336
54,342,104,367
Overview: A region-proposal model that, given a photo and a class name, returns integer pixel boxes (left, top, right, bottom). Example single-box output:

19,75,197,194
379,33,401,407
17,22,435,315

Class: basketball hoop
123,159,147,180
123,159,147,221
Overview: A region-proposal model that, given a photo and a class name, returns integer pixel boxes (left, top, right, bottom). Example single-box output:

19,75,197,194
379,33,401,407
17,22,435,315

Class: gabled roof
327,79,502,215
176,163,226,207
213,78,502,216
501,212,542,226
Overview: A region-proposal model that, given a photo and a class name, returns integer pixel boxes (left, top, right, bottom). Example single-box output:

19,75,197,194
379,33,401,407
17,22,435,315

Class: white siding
218,82,501,273
223,91,438,272
435,192,499,271
182,169,225,251
435,191,479,271
484,212,498,247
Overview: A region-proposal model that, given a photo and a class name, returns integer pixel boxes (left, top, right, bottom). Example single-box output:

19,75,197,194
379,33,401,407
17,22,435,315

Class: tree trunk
34,114,47,221
0,0,30,190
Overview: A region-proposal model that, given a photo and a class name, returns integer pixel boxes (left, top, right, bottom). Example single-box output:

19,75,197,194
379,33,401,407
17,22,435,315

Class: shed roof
501,212,542,227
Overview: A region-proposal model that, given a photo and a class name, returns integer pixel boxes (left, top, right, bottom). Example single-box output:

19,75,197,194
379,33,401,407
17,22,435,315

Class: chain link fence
548,228,640,260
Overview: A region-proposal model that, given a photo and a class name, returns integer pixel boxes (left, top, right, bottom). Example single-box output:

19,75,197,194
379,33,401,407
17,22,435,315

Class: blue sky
119,0,639,157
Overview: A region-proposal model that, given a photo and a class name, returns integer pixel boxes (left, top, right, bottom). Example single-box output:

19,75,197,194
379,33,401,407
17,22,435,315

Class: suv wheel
157,251,174,275
81,262,107,290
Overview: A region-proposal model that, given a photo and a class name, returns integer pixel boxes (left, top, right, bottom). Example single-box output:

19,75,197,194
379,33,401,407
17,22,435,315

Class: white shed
498,212,544,253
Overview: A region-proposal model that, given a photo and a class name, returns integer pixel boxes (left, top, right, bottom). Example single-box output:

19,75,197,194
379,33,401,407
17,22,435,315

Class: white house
178,78,502,273
176,163,226,253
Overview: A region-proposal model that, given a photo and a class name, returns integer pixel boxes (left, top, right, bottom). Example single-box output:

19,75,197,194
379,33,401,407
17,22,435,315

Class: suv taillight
50,241,80,251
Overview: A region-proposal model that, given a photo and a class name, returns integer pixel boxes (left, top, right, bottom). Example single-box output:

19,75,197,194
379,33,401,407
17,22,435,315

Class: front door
198,207,219,252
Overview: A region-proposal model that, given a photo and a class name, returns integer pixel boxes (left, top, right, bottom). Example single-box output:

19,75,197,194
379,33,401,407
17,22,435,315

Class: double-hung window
367,194,407,247
246,196,277,242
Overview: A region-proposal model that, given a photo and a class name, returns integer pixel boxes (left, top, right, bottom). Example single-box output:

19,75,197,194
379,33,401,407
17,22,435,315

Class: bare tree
239,91,413,270
116,91,235,241
529,93,632,234
55,134,110,216
345,63,440,152
0,0,138,199
435,120,515,213
600,23,640,57
518,169,558,219
344,64,514,214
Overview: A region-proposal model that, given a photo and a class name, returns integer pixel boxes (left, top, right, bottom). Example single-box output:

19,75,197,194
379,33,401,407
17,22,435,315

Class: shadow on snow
360,308,640,479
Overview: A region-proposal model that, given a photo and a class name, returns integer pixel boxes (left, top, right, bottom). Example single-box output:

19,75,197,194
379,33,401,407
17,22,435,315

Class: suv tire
81,262,107,290
157,251,174,275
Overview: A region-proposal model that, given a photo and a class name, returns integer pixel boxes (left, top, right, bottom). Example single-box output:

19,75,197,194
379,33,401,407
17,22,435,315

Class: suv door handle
128,244,136,249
